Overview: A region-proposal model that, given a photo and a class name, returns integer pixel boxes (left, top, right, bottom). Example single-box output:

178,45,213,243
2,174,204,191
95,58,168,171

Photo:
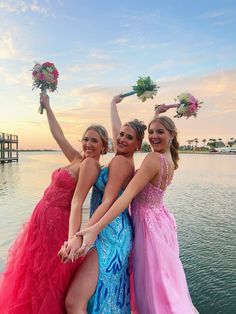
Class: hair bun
125,119,147,142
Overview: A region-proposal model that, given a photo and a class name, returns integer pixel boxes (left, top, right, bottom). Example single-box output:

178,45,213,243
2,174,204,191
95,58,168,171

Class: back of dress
131,154,174,227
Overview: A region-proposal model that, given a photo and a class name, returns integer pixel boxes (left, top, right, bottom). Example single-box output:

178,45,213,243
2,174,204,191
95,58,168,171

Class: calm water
0,152,236,314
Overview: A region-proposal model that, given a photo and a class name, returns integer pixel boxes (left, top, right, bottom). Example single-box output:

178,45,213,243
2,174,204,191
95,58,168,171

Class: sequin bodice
131,182,166,218
131,154,175,227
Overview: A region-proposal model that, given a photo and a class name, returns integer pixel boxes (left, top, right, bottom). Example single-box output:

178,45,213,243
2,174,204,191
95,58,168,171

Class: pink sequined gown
130,155,198,314
0,168,83,314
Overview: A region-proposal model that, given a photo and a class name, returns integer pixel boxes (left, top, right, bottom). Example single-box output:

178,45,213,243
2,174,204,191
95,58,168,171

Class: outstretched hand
75,225,99,256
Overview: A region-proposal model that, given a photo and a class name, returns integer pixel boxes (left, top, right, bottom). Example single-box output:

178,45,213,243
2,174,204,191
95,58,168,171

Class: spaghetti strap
157,154,165,189
158,154,169,190
163,155,169,189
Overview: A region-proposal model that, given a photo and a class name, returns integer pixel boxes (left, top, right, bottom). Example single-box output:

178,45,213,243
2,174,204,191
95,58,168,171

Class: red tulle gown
0,168,82,314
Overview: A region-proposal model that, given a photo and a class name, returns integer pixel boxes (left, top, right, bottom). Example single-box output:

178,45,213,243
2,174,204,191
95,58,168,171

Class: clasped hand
58,226,98,263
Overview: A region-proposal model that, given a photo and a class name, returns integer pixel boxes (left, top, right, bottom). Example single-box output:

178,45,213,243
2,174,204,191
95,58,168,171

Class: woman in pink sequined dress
0,94,108,314
78,108,199,314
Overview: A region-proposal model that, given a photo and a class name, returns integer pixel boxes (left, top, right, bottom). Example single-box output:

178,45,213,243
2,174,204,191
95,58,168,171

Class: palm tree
194,138,199,149
186,140,194,150
202,139,207,147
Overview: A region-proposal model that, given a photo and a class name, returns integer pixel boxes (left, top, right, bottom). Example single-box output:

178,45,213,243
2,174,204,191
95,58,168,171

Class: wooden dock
0,132,19,163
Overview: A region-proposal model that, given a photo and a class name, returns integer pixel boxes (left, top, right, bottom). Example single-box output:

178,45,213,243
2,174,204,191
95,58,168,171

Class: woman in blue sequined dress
64,95,147,314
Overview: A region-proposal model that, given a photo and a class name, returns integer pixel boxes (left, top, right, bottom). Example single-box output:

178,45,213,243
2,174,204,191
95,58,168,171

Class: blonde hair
82,124,109,154
148,116,179,169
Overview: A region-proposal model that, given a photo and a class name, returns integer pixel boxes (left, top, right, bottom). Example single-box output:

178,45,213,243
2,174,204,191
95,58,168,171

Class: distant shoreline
19,149,60,152
18,150,236,155
179,150,236,155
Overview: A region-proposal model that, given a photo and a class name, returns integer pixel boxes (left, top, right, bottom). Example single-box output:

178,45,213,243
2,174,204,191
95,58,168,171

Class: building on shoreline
0,132,19,163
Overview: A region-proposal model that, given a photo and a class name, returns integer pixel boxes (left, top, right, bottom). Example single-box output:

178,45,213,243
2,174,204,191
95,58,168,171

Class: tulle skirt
0,202,82,314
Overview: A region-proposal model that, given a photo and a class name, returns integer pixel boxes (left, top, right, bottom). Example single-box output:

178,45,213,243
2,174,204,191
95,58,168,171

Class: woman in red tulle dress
0,95,108,314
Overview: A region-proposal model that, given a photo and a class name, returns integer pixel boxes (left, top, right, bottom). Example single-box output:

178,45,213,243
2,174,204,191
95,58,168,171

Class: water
0,151,236,313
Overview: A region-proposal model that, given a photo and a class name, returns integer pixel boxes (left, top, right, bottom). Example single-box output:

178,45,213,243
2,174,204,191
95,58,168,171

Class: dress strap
163,156,169,189
157,154,164,189
157,154,169,190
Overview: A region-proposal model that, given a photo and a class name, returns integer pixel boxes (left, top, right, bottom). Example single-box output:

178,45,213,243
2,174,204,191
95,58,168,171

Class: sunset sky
0,0,236,149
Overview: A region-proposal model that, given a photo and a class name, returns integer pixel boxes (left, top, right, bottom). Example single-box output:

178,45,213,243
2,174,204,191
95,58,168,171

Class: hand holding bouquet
122,76,159,102
155,93,202,119
32,61,59,114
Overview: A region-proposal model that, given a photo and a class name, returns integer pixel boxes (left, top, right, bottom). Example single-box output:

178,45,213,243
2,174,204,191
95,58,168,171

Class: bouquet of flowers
155,93,202,119
121,76,159,102
174,93,202,118
32,61,59,114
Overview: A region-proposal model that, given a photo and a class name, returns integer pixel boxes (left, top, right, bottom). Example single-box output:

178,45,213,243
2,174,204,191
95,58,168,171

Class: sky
0,0,236,149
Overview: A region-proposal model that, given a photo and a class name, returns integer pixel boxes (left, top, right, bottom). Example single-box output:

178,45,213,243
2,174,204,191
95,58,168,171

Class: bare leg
65,249,98,314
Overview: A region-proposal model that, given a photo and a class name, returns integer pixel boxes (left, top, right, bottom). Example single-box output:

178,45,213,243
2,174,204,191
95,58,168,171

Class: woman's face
116,125,140,156
82,129,104,160
148,121,172,153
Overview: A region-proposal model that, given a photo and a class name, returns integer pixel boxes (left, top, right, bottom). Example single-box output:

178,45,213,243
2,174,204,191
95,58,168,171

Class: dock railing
0,132,19,163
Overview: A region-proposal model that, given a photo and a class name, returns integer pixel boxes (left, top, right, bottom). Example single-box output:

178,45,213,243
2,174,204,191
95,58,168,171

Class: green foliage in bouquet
132,76,159,101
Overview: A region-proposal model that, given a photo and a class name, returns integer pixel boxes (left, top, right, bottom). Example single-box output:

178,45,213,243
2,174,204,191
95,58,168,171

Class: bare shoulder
109,155,133,173
80,157,100,170
142,152,162,167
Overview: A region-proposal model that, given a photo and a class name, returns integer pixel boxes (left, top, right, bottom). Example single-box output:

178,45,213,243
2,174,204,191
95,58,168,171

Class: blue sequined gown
87,167,133,313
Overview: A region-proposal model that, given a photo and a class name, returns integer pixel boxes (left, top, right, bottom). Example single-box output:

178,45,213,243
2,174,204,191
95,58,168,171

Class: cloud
69,63,115,73
200,10,231,19
112,37,130,45
88,50,112,60
131,42,169,49
0,0,49,15
199,9,236,26
0,31,16,59
0,30,32,61
0,66,31,86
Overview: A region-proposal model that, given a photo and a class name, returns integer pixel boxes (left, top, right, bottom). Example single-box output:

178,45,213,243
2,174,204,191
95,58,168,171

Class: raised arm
77,153,161,253
110,95,123,152
40,94,82,162
85,155,133,227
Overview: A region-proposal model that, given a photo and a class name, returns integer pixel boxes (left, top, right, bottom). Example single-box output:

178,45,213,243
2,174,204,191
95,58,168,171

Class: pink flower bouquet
174,93,202,118
155,93,202,119
32,61,59,114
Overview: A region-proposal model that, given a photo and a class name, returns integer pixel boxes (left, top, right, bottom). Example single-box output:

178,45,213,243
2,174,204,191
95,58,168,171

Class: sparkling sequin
88,167,132,314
